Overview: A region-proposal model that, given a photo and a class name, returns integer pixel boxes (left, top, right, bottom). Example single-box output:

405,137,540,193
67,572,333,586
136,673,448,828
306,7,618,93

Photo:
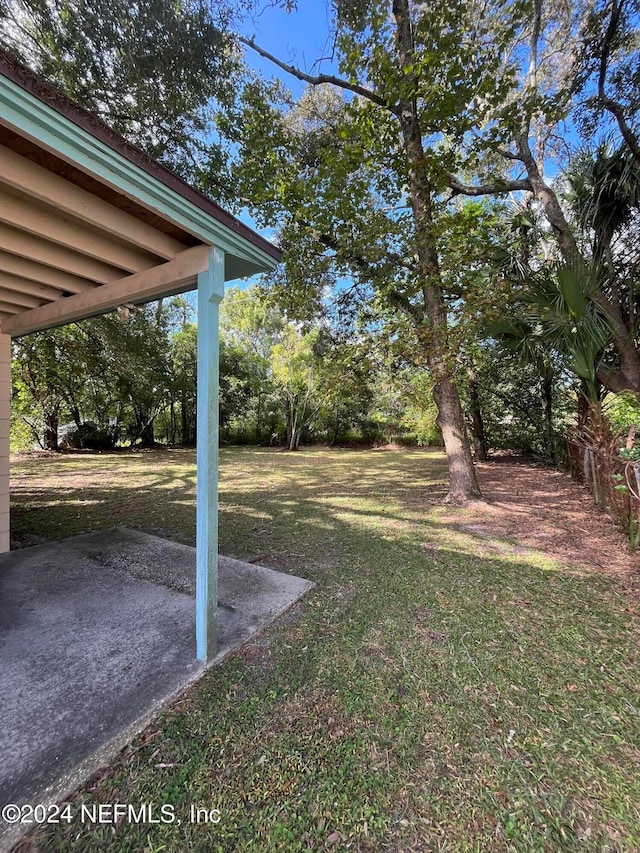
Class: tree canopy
0,0,239,194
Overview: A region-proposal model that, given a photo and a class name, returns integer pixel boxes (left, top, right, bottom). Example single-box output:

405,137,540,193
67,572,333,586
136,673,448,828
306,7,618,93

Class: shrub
61,422,115,450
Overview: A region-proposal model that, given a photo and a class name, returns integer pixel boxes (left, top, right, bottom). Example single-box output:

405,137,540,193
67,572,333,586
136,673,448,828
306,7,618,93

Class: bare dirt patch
441,455,640,588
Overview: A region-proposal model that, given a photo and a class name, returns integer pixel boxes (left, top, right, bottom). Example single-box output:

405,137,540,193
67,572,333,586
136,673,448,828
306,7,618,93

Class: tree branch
447,176,532,198
598,0,624,99
294,220,423,324
495,147,524,161
597,363,633,394
528,0,543,90
386,290,424,325
478,382,541,424
297,217,417,275
601,97,640,165
466,127,523,163
239,35,398,115
596,0,640,164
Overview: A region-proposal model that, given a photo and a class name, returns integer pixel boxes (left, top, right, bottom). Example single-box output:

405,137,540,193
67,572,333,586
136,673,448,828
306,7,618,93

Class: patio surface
0,528,314,850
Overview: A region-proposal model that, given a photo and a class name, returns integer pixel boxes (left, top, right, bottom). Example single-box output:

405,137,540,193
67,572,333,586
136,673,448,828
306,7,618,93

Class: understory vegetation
11,284,639,465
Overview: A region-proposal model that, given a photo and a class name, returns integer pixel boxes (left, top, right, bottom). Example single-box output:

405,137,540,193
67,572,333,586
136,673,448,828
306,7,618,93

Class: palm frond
492,260,614,399
566,144,640,248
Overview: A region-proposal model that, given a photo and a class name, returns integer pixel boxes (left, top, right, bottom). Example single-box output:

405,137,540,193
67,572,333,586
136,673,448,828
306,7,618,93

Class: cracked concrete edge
1,579,315,853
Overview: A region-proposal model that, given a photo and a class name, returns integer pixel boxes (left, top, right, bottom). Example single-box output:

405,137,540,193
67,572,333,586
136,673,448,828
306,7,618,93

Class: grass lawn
10,446,640,852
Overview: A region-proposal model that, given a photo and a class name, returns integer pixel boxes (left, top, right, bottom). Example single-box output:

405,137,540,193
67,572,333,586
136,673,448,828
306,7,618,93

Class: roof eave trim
0,72,280,273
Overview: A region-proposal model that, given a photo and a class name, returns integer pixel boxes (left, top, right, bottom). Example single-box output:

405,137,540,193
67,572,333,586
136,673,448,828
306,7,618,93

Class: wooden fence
565,440,640,548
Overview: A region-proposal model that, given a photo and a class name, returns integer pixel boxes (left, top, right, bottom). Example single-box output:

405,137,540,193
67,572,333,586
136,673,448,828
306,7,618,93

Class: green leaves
566,144,640,250
556,265,591,320
505,262,614,399
0,0,237,185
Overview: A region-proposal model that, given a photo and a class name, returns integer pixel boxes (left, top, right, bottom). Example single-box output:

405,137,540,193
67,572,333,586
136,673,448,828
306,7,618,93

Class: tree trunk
169,400,176,445
392,0,481,502
331,404,341,446
295,393,310,450
69,403,82,429
542,373,554,459
134,403,156,447
43,408,59,451
433,378,482,501
181,388,188,445
139,419,155,447
516,131,582,263
467,364,488,461
285,395,298,451
290,402,299,451
255,390,263,443
516,130,640,395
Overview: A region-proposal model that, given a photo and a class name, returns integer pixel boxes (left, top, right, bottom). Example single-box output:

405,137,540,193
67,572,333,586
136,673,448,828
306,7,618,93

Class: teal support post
196,246,224,663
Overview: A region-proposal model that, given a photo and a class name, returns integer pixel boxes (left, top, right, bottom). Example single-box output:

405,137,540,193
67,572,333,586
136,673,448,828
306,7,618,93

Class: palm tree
567,145,640,256
564,144,640,395
524,262,613,404
488,255,615,453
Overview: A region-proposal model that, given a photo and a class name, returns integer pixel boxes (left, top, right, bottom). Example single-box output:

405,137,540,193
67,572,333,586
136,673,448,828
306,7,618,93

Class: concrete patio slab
0,528,313,850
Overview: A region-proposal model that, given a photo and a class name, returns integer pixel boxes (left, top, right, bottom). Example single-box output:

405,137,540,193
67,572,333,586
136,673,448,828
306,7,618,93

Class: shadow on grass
9,447,640,852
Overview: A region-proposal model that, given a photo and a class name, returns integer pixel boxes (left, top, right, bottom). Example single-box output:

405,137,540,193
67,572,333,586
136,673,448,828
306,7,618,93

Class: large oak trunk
393,0,481,502
433,377,483,500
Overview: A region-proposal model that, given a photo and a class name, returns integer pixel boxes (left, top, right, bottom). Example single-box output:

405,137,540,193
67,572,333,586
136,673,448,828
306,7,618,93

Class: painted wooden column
196,246,224,663
0,333,9,552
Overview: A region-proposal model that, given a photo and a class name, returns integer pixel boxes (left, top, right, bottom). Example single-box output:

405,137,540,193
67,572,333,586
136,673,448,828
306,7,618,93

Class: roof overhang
0,50,281,338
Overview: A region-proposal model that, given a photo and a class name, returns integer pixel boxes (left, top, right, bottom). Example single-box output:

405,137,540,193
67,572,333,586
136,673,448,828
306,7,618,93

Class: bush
10,414,36,453
605,391,640,436
61,422,115,450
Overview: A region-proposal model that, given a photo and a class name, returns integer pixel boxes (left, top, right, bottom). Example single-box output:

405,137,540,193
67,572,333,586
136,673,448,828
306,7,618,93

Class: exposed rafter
0,186,160,272
0,225,124,283
0,144,188,260
0,270,65,301
0,287,42,308
2,244,209,337
0,252,96,293
0,66,281,271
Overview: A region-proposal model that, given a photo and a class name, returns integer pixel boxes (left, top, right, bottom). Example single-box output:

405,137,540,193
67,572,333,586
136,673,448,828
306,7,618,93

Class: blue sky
238,2,339,94
229,4,342,281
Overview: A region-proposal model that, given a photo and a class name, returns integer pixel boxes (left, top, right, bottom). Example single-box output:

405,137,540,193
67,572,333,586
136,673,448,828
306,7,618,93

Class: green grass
10,447,640,852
